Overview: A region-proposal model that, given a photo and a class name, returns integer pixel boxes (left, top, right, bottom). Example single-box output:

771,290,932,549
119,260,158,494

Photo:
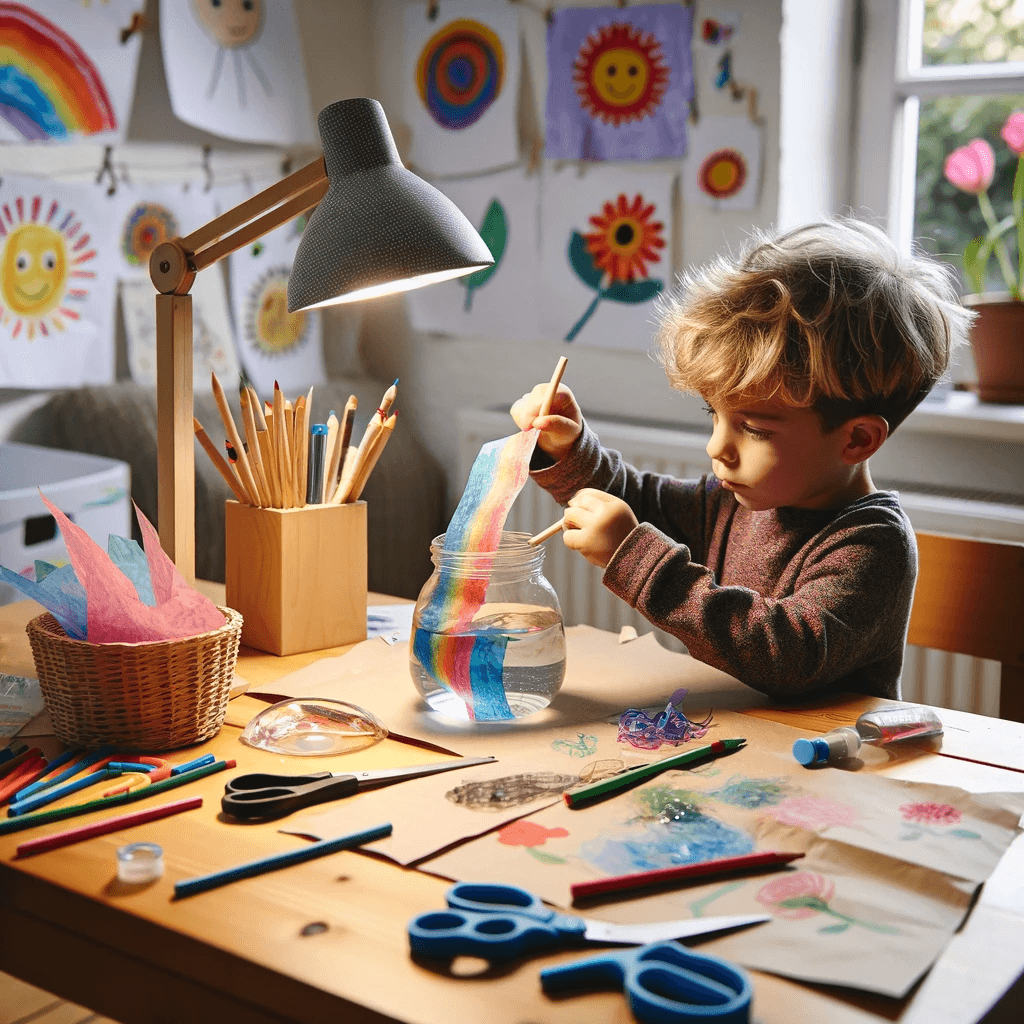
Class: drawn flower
757,871,899,935
944,139,996,195
497,820,569,847
710,776,787,809
573,22,670,127
765,794,861,830
900,802,962,826
584,193,665,283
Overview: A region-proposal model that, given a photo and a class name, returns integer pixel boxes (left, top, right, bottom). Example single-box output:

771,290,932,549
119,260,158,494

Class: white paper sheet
405,167,542,341
0,174,118,387
403,0,520,175
160,0,315,145
682,114,762,211
0,0,142,144
539,164,675,350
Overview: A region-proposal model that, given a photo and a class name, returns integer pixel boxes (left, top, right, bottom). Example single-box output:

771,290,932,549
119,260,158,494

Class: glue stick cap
793,737,830,766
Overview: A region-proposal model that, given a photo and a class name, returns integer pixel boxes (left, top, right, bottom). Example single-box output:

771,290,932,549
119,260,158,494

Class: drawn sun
584,193,665,283
573,22,670,126
245,266,310,356
0,195,94,340
192,0,270,106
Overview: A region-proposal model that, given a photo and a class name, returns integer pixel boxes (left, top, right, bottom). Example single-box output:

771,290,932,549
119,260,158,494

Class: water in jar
411,603,566,720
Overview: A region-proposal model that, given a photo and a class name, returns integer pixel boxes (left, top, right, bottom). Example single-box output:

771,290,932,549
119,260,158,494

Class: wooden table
1,587,1022,1024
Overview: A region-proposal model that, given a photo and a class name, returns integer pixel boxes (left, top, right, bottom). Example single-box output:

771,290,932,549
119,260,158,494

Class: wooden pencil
193,417,250,503
328,396,357,501
338,411,382,504
211,372,260,506
350,412,396,501
250,387,282,507
321,411,339,504
293,390,312,508
239,384,271,507
273,382,293,508
538,356,568,419
379,378,398,417
330,445,359,503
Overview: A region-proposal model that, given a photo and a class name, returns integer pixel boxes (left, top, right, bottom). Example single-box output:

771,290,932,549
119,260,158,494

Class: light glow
295,264,489,310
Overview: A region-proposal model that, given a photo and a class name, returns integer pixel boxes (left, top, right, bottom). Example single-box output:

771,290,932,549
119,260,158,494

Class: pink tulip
944,139,996,194
1001,111,1024,156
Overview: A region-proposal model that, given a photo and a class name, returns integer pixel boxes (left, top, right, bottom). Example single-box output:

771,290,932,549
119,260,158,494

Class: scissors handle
408,907,584,961
446,882,554,922
221,773,359,820
540,942,752,1024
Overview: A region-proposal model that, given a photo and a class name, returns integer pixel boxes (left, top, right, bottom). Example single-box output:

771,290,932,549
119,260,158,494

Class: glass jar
410,531,565,721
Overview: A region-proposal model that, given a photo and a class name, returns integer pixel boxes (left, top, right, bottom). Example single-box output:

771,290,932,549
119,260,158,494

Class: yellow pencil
193,417,250,504
350,412,397,501
211,372,260,506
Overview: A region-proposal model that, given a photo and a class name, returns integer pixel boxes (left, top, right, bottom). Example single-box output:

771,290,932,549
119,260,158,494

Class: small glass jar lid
117,841,164,883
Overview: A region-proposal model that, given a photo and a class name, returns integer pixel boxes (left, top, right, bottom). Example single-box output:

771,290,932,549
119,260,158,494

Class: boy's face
703,396,860,511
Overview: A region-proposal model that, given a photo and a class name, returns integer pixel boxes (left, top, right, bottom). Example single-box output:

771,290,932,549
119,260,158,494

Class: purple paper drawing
546,3,694,160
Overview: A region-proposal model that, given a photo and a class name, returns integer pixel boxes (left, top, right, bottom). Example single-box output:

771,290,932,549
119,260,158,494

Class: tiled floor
0,973,119,1024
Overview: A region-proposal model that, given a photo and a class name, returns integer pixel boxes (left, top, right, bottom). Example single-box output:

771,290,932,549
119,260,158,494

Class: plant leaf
984,214,1017,244
461,199,508,294
962,236,986,295
818,922,849,934
568,231,605,290
526,847,567,865
950,828,981,839
602,278,664,304
900,829,923,841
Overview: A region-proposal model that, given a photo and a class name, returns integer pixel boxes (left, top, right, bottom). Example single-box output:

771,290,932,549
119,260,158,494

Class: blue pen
15,746,113,801
9,768,121,816
107,762,156,773
173,823,392,899
171,753,216,776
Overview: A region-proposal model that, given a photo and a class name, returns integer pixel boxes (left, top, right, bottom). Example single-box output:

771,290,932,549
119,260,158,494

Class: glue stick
793,705,943,767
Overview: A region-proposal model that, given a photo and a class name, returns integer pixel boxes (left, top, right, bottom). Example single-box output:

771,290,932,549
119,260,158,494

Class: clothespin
95,146,117,197
427,0,439,20
119,11,148,45
202,145,214,192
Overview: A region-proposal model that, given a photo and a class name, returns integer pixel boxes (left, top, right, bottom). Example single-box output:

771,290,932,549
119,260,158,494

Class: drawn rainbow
0,2,117,140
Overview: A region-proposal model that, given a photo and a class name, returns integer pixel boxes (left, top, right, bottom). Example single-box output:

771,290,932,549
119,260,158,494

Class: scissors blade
581,912,770,945
350,756,497,790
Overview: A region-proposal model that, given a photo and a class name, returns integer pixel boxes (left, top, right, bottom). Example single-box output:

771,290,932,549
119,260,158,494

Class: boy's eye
741,423,773,440
702,403,717,419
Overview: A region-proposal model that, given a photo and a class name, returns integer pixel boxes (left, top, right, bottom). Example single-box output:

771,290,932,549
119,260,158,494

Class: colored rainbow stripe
414,429,538,720
0,2,116,140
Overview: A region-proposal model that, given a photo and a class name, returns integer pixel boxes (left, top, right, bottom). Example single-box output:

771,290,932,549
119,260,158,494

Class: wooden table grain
1,587,1022,1024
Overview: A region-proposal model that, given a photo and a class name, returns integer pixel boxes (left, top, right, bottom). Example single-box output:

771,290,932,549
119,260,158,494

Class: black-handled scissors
222,756,497,820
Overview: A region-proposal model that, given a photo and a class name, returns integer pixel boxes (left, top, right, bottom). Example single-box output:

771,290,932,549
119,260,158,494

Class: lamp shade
288,98,494,312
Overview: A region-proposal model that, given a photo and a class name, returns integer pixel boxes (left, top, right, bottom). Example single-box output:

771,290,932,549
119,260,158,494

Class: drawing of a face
590,47,651,108
192,0,263,48
2,224,67,317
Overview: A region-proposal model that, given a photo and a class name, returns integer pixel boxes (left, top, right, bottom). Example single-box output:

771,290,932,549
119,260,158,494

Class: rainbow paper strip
0,2,117,141
414,429,539,720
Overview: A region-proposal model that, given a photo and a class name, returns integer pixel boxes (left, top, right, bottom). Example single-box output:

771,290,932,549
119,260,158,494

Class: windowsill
902,391,1024,443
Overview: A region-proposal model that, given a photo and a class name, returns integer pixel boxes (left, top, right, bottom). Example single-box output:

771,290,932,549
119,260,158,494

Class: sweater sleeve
530,421,713,560
602,508,917,699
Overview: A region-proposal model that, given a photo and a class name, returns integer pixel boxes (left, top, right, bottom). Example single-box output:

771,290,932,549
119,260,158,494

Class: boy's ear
840,415,889,465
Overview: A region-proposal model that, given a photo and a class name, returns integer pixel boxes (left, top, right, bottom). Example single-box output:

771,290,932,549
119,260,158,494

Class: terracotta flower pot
962,293,1024,404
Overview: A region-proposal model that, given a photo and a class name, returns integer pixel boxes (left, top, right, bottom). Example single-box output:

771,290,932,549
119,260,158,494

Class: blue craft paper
0,563,87,640
107,534,156,607
546,3,694,161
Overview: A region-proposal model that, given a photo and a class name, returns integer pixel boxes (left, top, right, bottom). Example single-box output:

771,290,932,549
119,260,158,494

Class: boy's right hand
510,383,583,462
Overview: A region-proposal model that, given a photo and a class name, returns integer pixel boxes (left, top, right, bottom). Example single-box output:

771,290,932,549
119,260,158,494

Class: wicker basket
26,606,243,751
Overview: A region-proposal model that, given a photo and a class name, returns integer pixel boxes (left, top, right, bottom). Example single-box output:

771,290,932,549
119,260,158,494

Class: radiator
458,409,1023,717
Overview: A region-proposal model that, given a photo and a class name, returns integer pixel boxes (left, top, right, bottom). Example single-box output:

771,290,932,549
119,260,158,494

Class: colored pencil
321,410,340,503
16,797,203,858
239,382,272,507
570,851,806,902
349,411,397,501
15,746,114,801
0,746,43,781
173,823,393,899
0,759,235,836
0,756,47,806
193,417,250,504
211,372,260,506
171,753,216,776
9,768,120,816
563,739,746,808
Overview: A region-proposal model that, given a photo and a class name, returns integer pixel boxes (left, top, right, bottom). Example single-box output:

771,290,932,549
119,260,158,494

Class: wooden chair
908,532,1024,722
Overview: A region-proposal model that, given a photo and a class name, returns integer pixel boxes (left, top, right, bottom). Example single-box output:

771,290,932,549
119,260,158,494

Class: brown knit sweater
531,422,917,701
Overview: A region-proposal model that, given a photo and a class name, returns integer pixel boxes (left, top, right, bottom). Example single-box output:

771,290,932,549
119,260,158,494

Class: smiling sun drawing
0,195,94,340
573,22,670,126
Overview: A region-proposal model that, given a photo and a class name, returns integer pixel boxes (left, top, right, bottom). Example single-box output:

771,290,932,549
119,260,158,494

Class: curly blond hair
654,218,974,431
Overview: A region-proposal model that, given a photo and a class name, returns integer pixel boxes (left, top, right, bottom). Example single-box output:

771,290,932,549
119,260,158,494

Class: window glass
923,0,1024,67
915,93,1024,292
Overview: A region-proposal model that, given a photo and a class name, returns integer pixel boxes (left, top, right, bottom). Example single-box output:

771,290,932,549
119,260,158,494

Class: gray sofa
10,377,446,599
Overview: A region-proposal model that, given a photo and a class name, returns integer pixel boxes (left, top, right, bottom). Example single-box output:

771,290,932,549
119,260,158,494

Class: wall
354,0,783,511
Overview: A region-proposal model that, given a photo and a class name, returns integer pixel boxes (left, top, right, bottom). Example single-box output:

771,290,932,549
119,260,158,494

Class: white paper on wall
121,266,240,393
0,174,118,387
682,114,762,211
160,0,315,145
403,0,520,176
539,164,675,350
405,167,541,342
0,0,142,144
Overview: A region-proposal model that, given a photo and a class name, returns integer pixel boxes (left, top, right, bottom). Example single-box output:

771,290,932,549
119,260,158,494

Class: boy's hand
562,489,638,568
510,383,583,462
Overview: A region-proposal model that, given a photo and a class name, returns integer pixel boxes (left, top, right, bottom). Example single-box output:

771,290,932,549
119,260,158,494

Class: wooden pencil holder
224,500,367,656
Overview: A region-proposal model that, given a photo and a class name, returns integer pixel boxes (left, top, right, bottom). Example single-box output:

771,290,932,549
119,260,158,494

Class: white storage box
0,442,131,606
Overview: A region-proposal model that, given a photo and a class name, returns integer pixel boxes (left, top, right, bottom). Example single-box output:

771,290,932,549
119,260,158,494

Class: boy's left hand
562,489,638,568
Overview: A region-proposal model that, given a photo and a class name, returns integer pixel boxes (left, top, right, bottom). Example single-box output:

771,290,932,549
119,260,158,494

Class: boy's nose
706,425,736,465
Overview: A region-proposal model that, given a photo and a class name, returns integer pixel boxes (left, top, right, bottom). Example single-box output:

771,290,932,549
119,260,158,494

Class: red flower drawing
584,193,665,283
497,820,569,847
900,802,962,826
765,794,861,830
756,871,835,920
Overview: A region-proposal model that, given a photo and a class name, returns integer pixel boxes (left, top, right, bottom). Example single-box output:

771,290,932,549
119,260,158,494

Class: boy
511,219,972,701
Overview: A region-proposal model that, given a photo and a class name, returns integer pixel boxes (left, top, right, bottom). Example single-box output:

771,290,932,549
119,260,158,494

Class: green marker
563,738,746,809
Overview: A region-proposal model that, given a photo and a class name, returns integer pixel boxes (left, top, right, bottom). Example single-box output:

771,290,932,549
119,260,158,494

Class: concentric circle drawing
244,266,309,356
415,18,504,130
0,193,95,340
699,148,747,199
121,202,178,266
573,22,669,127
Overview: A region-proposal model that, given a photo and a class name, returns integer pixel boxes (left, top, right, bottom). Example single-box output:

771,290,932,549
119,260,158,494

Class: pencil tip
274,380,280,390
393,378,399,386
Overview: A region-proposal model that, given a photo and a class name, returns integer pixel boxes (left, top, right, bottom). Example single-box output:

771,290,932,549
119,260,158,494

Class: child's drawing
191,0,269,106
707,776,788,809
461,199,506,311
403,2,519,174
756,872,899,935
898,802,981,841
552,733,598,758
121,202,178,269
0,0,141,143
689,880,746,918
762,793,862,831
497,820,569,864
446,771,577,811
0,176,117,386
683,115,762,211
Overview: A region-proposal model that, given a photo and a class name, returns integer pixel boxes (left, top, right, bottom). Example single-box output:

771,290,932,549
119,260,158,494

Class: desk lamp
149,98,493,581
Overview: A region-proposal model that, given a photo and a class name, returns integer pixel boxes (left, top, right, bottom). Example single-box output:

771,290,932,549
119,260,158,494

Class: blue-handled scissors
407,882,768,962
540,942,752,1024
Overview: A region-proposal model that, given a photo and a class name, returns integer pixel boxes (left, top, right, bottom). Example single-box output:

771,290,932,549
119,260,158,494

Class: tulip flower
1001,110,1024,156
943,139,995,195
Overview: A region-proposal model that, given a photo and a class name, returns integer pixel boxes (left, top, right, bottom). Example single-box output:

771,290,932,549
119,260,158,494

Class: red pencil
570,851,805,902
15,796,203,858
